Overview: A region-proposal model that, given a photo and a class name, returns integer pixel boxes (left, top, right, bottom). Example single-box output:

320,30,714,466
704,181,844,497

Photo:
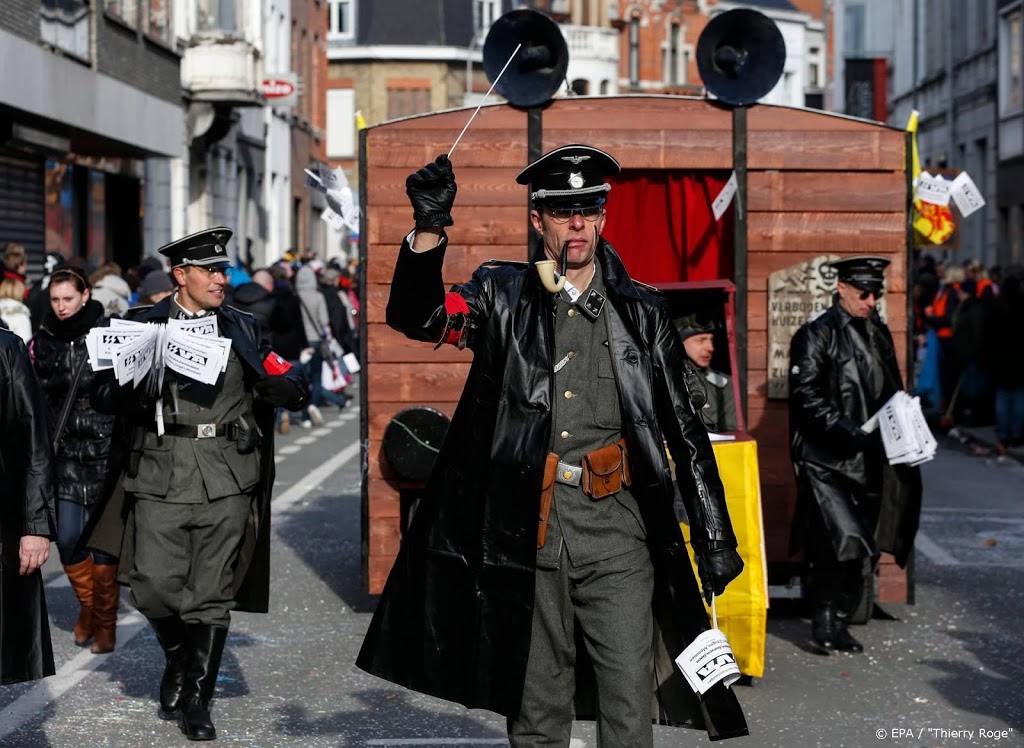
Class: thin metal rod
448,43,522,158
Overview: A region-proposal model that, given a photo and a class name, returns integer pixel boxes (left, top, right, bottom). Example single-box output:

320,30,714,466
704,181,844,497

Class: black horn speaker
382,407,450,483
696,8,786,107
483,8,569,108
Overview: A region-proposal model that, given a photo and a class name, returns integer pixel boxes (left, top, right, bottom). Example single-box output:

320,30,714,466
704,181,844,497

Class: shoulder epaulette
223,304,253,319
632,279,663,295
482,259,529,268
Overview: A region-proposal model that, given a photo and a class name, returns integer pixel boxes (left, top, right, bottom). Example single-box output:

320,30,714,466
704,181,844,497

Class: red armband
263,351,293,375
435,291,471,350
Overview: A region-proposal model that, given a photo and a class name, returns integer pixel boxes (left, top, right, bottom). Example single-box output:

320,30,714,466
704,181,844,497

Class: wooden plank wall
363,96,910,599
364,105,529,592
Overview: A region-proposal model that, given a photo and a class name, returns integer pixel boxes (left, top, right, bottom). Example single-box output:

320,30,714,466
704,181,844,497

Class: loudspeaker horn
483,9,569,108
696,8,786,107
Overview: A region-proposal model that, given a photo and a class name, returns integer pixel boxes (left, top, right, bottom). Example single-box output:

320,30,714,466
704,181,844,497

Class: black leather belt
150,423,238,440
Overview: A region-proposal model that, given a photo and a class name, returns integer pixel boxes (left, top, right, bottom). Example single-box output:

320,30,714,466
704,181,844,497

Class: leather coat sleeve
385,233,494,349
648,300,737,554
8,338,56,538
386,234,451,342
256,329,308,411
789,323,866,450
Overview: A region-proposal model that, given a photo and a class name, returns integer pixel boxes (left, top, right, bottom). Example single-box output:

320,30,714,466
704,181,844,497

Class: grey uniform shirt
536,263,647,569
124,296,260,504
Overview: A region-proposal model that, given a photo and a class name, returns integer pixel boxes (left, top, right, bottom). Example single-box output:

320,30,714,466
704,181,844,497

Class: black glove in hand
697,547,744,605
253,375,297,407
406,154,457,228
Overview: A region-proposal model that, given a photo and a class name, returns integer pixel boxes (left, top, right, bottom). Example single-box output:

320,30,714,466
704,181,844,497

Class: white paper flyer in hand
164,331,230,385
168,315,219,338
861,390,937,466
674,629,742,695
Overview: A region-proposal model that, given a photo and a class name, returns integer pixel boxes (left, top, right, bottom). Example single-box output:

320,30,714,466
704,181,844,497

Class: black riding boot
179,624,228,741
150,616,188,718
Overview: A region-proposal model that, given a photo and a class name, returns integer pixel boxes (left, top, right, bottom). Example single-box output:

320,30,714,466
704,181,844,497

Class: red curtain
601,170,735,285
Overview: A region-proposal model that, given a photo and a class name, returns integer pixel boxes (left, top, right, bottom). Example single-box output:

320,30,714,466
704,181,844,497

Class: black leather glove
253,375,298,407
406,154,457,228
697,547,744,605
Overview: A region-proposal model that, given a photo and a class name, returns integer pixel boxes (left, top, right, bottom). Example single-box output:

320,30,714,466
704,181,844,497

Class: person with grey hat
136,267,174,305
91,227,308,740
676,313,738,432
788,255,922,654
358,147,747,745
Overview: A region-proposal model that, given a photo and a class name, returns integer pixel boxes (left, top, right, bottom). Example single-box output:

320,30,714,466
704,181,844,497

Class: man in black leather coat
789,256,922,653
0,328,56,684
358,147,747,746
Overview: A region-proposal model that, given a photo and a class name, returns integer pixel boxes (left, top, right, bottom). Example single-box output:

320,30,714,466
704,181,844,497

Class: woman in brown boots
30,267,123,654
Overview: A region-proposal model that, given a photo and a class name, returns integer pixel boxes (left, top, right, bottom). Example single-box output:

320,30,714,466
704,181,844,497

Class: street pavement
1,387,1022,747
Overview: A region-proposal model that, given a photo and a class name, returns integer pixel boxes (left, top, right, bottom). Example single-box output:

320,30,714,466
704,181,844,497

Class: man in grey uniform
101,228,307,741
676,313,738,432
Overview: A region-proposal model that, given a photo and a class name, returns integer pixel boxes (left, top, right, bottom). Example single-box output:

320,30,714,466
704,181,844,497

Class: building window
197,0,238,32
844,3,865,57
629,13,640,88
105,0,139,27
386,84,431,119
40,0,90,61
327,88,356,157
664,21,682,87
328,0,354,40
1001,8,1023,116
145,0,173,44
475,0,498,34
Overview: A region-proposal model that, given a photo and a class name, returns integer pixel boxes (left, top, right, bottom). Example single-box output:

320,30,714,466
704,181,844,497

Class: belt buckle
196,423,217,438
555,462,582,487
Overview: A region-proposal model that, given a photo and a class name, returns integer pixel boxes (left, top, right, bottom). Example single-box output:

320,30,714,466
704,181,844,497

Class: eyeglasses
544,206,604,224
189,265,232,278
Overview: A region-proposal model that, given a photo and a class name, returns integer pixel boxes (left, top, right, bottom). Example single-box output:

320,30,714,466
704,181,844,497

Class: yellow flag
906,109,921,182
907,109,954,244
355,110,367,130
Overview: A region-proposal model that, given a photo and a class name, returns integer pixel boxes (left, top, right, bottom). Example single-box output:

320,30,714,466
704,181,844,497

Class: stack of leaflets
861,390,937,466
86,317,232,435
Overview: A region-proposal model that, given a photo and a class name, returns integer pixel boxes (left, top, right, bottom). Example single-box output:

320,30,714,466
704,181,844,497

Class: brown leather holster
581,438,631,500
538,453,559,548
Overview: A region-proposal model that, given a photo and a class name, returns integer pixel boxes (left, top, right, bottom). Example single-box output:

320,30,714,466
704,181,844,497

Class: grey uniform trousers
128,493,250,627
508,544,655,748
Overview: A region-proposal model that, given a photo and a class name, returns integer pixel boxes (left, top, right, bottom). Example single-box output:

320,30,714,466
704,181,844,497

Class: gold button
567,351,576,359
564,390,573,399
560,430,570,439
567,308,576,317
562,471,573,481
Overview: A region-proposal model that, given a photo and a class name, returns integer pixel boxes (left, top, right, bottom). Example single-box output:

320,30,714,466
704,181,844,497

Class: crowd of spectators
0,241,361,434
913,253,1024,455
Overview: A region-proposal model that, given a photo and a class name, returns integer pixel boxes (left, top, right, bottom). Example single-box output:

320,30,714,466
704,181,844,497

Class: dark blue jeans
308,347,349,409
995,388,1024,443
57,499,116,566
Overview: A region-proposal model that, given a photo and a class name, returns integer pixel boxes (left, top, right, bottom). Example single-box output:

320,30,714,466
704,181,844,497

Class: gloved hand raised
254,375,298,407
406,154,457,228
697,546,744,605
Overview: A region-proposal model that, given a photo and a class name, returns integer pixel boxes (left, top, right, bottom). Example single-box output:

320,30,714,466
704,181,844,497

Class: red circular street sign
262,79,296,99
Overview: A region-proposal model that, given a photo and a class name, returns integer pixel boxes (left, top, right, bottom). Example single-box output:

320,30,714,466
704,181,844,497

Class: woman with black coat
30,267,122,654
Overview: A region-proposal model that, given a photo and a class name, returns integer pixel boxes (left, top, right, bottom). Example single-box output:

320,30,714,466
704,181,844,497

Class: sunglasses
855,287,883,300
544,206,604,224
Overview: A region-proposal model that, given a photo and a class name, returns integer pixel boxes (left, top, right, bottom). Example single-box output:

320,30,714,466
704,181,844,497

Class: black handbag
52,357,89,453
